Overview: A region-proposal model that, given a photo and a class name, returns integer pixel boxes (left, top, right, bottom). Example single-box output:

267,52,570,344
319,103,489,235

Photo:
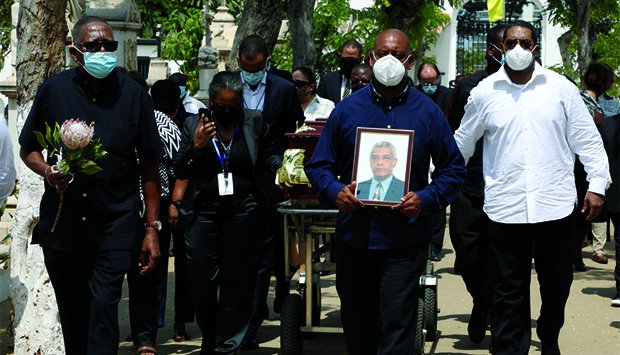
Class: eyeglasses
293,80,310,88
504,38,534,50
77,41,119,53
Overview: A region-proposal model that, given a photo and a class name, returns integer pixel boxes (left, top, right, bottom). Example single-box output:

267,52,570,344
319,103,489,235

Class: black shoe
468,304,487,344
573,263,587,272
240,339,259,351
429,251,442,262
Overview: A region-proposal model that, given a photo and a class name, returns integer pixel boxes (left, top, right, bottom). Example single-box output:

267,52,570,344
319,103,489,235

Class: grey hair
209,71,244,101
370,141,397,160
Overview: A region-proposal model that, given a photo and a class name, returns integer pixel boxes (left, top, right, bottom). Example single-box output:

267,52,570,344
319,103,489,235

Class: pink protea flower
60,119,95,150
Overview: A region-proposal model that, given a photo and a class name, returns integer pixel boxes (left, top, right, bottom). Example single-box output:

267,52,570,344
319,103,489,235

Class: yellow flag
487,0,504,22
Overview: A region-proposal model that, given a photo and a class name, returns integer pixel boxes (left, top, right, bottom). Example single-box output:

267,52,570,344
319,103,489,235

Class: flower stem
51,193,64,233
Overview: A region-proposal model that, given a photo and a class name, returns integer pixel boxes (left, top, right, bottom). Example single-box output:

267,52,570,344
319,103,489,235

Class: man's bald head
374,29,412,54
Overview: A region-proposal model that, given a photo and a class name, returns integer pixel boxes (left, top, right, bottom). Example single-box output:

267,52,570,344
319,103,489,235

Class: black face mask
339,57,361,78
588,82,604,96
212,108,241,127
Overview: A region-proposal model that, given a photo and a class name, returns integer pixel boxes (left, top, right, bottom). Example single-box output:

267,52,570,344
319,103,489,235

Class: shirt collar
496,62,546,88
369,79,411,110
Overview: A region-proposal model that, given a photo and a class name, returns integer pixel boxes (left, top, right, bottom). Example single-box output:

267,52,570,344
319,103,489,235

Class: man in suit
317,40,363,104
357,141,405,202
598,114,620,306
235,34,305,350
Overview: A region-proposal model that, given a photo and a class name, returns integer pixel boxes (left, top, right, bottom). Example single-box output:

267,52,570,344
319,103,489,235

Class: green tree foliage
0,0,12,69
272,0,451,74
546,0,620,89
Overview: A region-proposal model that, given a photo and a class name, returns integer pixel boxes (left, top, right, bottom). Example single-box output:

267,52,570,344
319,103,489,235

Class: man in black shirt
447,23,505,345
18,16,163,355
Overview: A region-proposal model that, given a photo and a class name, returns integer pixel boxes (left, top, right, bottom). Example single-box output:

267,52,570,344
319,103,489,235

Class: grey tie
372,182,382,200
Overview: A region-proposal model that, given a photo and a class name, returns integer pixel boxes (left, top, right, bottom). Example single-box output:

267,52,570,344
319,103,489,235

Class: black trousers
43,247,133,355
610,212,620,294
247,205,289,333
185,194,263,355
430,208,447,254
172,227,194,324
126,197,172,347
336,240,427,355
488,212,575,355
449,192,494,314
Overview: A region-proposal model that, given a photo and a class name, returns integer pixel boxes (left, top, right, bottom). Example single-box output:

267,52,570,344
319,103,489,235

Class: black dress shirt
19,68,164,252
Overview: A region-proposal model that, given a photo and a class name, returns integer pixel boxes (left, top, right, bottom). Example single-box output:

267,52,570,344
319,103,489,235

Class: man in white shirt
454,20,611,355
0,112,16,211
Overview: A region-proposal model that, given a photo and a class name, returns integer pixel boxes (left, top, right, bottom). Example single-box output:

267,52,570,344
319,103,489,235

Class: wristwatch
145,220,162,231
171,200,182,209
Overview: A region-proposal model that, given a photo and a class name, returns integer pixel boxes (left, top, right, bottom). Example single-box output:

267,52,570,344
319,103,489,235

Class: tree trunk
11,0,68,353
287,0,316,71
576,0,591,78
225,0,284,71
557,30,574,68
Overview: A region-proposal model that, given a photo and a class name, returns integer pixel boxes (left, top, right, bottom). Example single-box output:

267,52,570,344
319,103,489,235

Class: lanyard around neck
211,124,240,173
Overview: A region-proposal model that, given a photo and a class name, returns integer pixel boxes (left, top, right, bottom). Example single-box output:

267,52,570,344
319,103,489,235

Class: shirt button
81,216,87,221
82,193,87,198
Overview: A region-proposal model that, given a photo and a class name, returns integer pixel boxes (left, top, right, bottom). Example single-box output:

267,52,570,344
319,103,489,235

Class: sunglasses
212,103,241,112
504,38,534,50
78,41,119,53
293,80,310,88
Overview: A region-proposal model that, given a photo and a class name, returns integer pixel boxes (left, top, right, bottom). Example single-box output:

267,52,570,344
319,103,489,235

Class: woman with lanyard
173,71,281,354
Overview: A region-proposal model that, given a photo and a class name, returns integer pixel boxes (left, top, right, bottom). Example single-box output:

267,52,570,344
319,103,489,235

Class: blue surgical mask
179,86,187,99
422,84,438,95
74,47,117,79
241,69,265,86
490,43,505,66
240,60,269,86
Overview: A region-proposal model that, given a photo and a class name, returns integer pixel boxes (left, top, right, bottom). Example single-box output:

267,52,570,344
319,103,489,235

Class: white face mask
504,45,536,71
372,54,409,87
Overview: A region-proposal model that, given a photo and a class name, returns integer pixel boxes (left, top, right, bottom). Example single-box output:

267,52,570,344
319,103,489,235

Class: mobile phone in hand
199,108,211,123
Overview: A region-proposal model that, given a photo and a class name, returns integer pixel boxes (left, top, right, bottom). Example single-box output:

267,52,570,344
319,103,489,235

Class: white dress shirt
454,63,611,224
303,95,335,122
182,95,206,114
0,117,16,206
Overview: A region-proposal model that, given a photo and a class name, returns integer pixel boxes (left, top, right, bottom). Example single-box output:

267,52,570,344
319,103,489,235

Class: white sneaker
612,295,620,307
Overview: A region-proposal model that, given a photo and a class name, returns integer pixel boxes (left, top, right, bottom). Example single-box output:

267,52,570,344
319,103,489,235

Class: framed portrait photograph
351,127,414,206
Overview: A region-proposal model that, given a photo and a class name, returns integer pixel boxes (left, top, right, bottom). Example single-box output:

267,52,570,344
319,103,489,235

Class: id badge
218,172,234,196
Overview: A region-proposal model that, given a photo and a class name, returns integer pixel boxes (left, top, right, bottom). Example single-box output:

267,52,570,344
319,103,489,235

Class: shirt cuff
326,181,346,204
587,178,611,196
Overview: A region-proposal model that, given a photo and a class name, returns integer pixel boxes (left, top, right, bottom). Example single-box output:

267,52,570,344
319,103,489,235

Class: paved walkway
2,224,619,354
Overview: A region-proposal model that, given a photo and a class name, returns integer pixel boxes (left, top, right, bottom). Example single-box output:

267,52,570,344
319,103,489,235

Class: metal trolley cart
278,200,341,355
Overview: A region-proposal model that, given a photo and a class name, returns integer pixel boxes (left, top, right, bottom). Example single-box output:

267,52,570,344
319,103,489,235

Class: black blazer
261,73,305,155
173,109,282,224
317,71,344,105
599,114,620,213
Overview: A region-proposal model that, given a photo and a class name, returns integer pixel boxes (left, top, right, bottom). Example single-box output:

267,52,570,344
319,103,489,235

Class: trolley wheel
281,294,304,355
424,287,438,341
414,296,425,355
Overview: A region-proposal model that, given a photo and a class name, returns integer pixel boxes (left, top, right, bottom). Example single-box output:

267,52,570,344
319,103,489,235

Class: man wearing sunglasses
455,20,611,355
18,16,163,355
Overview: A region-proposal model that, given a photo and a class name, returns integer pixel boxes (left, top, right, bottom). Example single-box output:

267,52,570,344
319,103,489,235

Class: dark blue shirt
19,68,164,252
305,83,466,249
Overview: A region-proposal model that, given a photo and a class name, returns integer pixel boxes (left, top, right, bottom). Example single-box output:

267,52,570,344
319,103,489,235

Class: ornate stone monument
194,1,220,103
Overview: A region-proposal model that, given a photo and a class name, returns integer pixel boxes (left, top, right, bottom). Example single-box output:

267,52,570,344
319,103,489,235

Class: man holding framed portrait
306,29,466,355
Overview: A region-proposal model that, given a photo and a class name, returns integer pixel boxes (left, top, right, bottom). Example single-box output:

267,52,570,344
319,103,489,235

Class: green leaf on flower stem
69,151,82,161
59,160,70,173
79,160,103,175
53,124,61,146
33,131,47,150
45,123,53,146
